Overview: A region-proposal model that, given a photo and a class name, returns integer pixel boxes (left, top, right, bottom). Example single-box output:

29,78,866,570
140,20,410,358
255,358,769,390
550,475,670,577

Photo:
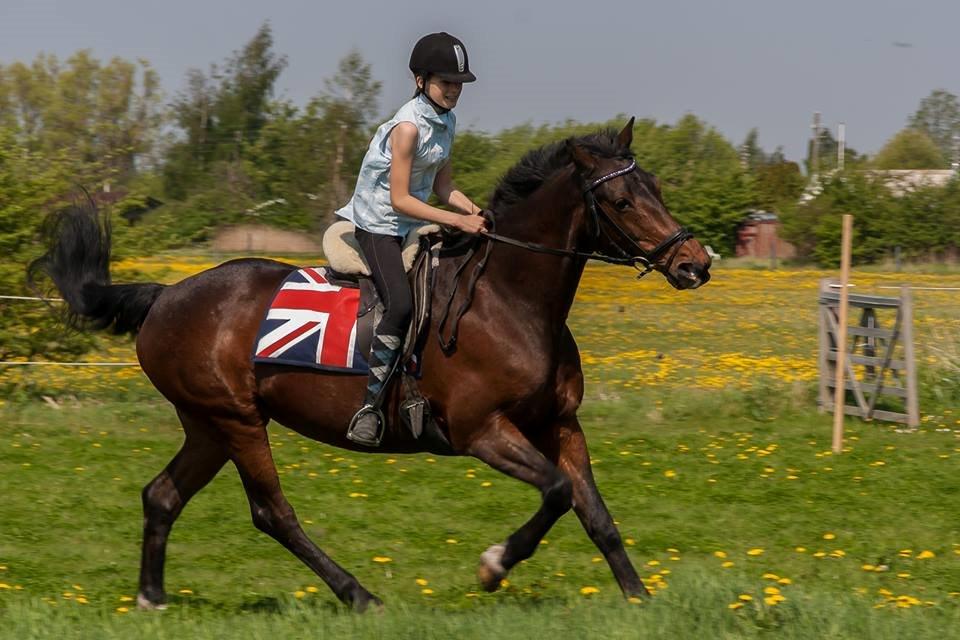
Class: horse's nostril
676,262,699,279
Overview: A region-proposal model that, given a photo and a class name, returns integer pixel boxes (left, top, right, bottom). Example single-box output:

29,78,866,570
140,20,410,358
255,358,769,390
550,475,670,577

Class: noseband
483,159,695,279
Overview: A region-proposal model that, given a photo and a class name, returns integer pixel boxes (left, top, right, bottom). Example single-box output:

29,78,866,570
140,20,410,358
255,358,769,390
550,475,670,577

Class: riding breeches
354,228,413,337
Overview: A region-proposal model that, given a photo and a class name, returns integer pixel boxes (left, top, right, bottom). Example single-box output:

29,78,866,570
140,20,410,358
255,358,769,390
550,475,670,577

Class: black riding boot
346,333,402,446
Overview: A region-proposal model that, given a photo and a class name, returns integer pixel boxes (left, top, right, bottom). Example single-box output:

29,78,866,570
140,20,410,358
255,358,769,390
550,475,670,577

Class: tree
163,22,287,198
0,51,163,181
873,128,946,170
634,115,758,252
320,50,381,214
909,89,960,161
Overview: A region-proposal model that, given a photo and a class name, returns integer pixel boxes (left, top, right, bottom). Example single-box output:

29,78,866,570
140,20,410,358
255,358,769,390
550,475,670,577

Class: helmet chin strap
422,92,450,114
417,75,451,114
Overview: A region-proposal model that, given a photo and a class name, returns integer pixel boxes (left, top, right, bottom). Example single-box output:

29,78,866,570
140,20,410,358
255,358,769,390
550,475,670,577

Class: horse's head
567,119,711,290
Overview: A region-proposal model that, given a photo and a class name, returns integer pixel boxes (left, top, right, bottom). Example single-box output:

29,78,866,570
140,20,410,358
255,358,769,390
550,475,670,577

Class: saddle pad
252,267,368,373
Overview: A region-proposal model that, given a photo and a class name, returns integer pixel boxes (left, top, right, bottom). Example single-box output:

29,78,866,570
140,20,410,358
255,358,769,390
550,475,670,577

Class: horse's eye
614,199,631,212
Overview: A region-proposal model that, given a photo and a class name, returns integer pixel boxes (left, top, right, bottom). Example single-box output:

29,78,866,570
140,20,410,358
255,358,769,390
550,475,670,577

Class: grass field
1,262,959,638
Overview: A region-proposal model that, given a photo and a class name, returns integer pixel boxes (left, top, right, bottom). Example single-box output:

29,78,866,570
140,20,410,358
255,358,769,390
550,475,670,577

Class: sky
1,0,957,163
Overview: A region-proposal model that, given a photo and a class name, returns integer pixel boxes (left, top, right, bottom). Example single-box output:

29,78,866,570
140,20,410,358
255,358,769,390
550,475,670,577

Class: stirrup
346,405,385,447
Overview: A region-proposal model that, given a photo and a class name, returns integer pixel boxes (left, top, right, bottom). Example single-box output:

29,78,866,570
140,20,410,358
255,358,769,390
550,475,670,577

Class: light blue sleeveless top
335,94,456,237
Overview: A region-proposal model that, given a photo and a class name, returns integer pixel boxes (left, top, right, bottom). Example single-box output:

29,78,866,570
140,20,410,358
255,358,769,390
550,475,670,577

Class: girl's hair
412,72,431,98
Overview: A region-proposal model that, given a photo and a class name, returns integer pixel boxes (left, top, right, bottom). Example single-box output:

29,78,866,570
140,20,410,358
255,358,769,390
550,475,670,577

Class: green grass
2,264,959,637
2,392,959,638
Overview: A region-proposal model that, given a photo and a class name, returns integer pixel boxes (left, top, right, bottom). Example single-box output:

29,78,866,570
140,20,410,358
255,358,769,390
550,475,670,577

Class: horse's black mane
489,130,632,210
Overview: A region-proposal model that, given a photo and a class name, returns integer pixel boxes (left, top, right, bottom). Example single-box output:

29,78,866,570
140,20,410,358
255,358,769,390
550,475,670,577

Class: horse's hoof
478,544,507,592
348,587,384,613
136,592,168,611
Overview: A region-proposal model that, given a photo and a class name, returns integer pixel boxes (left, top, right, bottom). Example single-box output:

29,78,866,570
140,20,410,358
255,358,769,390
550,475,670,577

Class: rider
336,32,488,447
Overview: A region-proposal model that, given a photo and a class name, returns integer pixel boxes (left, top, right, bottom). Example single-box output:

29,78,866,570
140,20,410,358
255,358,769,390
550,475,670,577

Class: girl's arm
389,123,486,234
433,162,482,215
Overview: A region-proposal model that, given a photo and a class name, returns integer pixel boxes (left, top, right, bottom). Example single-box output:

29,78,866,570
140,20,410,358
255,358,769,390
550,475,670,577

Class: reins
437,158,695,352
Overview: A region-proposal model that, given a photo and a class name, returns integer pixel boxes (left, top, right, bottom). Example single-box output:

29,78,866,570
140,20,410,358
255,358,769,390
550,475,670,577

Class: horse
28,119,711,612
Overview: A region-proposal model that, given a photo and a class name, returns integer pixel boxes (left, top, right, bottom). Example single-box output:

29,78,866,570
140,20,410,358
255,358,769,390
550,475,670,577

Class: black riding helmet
409,32,477,83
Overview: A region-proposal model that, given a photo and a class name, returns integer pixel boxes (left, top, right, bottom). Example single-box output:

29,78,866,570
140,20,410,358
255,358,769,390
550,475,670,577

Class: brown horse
29,120,710,612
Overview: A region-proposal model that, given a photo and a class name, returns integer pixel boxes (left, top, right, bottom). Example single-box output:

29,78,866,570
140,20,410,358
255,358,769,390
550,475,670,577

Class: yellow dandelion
763,586,781,595
795,546,807,553
421,588,434,595
861,564,875,571
580,586,600,595
627,596,643,604
747,548,764,556
372,556,392,563
481,481,492,487
778,578,792,585
306,586,319,593
664,470,676,478
119,596,134,602
722,561,735,568
728,602,744,610
713,551,727,559
416,578,428,586
917,550,935,559
762,573,780,580
294,590,306,599
823,533,836,540
738,594,753,601
115,607,129,614
764,595,786,605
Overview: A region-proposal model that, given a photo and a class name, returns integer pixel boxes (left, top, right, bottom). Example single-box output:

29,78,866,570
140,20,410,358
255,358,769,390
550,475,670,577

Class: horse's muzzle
672,261,711,289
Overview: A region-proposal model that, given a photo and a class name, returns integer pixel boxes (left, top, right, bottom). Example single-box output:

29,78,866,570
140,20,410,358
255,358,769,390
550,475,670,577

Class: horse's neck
483,173,588,326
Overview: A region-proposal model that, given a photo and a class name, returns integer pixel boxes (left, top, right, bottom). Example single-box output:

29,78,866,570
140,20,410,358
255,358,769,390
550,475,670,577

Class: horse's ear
566,140,596,174
616,117,635,150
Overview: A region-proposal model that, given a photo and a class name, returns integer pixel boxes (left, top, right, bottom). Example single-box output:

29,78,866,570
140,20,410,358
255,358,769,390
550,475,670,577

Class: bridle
437,158,695,352
482,158,695,278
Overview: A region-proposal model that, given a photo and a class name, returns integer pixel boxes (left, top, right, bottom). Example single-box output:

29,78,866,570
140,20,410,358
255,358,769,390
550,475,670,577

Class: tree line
2,21,959,279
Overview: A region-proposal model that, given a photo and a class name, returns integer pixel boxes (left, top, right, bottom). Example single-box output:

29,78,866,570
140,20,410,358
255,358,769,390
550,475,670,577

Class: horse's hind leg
138,414,229,609
469,416,573,592
546,419,649,598
230,428,382,612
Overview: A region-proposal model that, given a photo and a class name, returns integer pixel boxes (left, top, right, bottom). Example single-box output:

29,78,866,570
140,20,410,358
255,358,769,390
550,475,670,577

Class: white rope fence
0,361,139,366
0,295,62,301
1,293,138,367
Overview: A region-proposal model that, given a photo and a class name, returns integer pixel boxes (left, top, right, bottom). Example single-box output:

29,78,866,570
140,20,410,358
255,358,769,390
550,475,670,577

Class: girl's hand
454,213,488,235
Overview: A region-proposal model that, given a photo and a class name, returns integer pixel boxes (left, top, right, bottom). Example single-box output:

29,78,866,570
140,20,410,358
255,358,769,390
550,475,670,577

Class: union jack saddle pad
253,267,369,373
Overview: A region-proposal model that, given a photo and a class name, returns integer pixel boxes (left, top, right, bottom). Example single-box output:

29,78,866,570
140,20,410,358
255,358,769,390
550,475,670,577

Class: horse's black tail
27,199,164,336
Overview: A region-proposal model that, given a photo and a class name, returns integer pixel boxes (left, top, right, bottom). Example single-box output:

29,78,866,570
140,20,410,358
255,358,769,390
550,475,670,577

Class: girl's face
419,76,463,110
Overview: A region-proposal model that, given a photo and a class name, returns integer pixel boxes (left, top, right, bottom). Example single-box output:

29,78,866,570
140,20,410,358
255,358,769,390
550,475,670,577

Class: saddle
320,221,449,450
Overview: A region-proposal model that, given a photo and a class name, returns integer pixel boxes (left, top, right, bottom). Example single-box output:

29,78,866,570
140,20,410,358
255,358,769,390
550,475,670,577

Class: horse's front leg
546,418,649,598
468,415,573,592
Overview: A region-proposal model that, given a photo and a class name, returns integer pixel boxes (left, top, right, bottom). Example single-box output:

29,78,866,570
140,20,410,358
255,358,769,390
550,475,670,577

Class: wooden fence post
832,214,853,453
901,285,920,428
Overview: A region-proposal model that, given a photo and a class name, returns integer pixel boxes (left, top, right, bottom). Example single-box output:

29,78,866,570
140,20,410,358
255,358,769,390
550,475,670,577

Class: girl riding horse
335,32,488,446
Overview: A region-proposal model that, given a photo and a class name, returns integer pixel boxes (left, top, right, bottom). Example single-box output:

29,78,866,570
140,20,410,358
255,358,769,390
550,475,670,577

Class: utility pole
837,123,846,172
810,112,822,178
953,133,959,174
